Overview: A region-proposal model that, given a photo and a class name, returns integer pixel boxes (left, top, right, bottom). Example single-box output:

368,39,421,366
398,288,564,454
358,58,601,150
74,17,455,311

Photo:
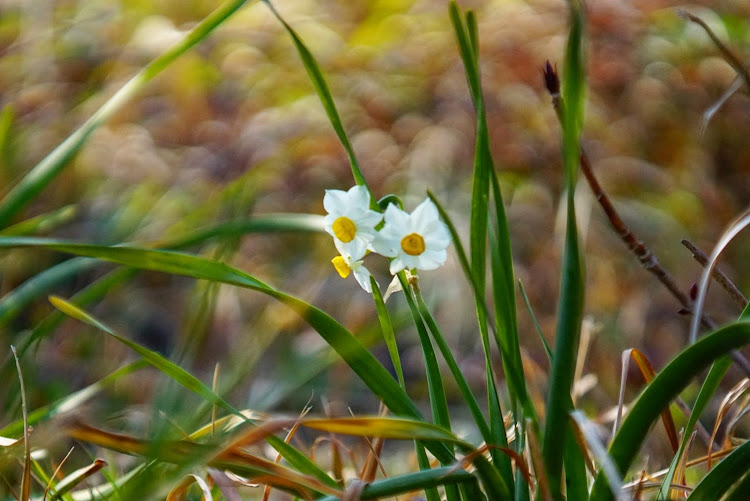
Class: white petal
415,249,446,270
352,265,374,293
323,189,348,213
383,203,411,228
389,257,407,275
411,198,439,224
347,185,371,208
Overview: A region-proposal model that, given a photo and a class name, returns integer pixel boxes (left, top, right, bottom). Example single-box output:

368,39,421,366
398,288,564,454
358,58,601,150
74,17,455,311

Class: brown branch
542,61,750,378
681,239,748,310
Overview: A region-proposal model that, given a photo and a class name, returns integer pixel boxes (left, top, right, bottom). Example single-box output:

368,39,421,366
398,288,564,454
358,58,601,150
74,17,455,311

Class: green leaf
589,321,750,501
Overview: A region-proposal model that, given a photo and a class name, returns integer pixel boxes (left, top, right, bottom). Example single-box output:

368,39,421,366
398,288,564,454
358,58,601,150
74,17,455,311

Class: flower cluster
323,185,451,293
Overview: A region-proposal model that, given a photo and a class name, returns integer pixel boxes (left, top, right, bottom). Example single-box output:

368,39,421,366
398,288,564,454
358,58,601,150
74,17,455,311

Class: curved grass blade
262,0,369,193
686,440,750,500
589,321,750,501
50,296,249,420
49,296,339,491
0,0,254,229
68,422,343,498
689,207,750,344
0,237,457,463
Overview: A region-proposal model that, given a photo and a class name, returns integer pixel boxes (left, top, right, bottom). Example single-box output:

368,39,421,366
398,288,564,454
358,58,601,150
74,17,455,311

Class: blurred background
0,0,749,468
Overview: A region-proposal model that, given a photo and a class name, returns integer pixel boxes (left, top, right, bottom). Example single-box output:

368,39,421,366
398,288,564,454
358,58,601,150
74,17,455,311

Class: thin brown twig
681,239,748,310
541,61,750,381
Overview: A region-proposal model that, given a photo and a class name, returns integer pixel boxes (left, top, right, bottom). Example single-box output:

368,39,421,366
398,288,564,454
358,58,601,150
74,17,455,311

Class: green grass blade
372,279,405,388
0,256,100,328
657,355,731,499
0,205,77,236
262,0,369,192
518,280,553,361
722,469,750,501
49,296,340,491
589,321,750,501
449,6,519,494
0,236,457,464
164,213,325,250
318,466,475,501
0,0,253,229
658,301,750,497
449,2,480,104
686,439,750,500
50,296,249,420
398,274,451,432
541,2,586,498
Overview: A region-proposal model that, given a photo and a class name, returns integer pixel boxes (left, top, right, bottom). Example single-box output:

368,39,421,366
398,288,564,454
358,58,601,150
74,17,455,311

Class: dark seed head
542,60,560,95
690,282,699,301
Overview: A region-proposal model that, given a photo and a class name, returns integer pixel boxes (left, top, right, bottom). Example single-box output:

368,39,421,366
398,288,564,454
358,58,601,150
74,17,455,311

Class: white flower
323,185,382,258
331,251,374,293
372,198,451,274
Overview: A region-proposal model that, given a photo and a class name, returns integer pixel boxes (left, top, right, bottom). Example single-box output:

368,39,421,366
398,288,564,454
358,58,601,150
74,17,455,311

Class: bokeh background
1,0,750,470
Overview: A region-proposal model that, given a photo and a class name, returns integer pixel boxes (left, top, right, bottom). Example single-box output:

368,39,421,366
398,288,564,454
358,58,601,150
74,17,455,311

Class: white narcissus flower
323,185,382,258
331,251,374,293
372,198,451,274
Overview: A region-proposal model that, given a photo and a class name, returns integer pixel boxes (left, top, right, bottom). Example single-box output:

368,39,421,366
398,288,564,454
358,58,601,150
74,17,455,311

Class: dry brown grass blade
43,447,74,501
526,418,551,501
725,397,750,444
67,420,342,498
48,458,107,499
708,378,750,469
359,403,389,484
166,473,213,501
673,431,697,500
567,414,596,475
615,349,680,453
263,404,311,501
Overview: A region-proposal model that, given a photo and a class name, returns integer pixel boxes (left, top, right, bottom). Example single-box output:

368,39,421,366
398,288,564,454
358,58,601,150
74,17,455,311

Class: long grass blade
589,321,750,501
689,207,750,344
0,237,458,464
0,0,253,228
262,0,369,192
686,439,750,500
541,1,586,498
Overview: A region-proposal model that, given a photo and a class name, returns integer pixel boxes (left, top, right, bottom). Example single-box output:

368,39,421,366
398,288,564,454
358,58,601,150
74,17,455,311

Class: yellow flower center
332,216,357,243
331,255,351,278
401,233,425,256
